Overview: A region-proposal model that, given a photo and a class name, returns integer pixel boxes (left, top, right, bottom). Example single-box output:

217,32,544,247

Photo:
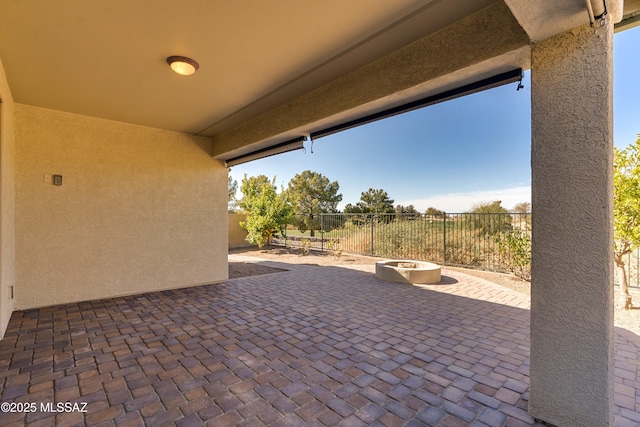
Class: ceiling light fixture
166,56,199,76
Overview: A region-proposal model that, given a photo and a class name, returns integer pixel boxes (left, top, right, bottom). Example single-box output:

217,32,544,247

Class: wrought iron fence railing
616,249,640,290
270,212,532,279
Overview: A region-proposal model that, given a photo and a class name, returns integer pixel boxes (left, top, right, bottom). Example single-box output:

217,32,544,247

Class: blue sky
231,27,639,213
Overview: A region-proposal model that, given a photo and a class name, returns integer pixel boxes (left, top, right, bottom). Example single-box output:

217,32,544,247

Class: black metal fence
617,249,640,289
271,212,532,279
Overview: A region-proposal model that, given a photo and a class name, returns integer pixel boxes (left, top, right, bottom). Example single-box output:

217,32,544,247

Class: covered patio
2,1,640,424
1,258,638,426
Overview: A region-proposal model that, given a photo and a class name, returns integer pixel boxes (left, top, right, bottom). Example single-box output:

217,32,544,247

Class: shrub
327,239,342,260
300,238,311,256
495,229,531,280
239,176,292,248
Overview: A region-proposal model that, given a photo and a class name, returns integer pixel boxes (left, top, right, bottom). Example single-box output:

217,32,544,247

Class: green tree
470,200,508,213
613,136,640,309
425,207,445,218
356,188,395,215
238,174,272,212
343,203,366,225
239,175,292,248
395,204,420,220
286,170,342,237
469,200,511,235
228,175,238,212
343,203,364,214
512,201,531,213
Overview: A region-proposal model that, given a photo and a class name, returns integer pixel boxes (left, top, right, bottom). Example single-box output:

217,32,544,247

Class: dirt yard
229,245,640,336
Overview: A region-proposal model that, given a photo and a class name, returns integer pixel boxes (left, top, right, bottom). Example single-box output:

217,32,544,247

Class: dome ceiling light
166,56,199,76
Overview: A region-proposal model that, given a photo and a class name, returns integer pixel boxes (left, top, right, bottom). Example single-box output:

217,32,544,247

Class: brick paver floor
0,257,638,426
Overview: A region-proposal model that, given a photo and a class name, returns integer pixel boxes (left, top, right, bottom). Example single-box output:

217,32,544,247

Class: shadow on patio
0,262,638,426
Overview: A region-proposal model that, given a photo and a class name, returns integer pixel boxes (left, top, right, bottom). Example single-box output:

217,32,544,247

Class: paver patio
0,257,638,426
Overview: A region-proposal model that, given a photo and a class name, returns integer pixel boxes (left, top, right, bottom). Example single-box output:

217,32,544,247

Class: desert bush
495,229,532,280
327,239,342,260
300,238,311,256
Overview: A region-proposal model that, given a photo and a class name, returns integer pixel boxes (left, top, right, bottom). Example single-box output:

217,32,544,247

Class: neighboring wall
0,58,16,338
228,213,251,249
15,105,228,310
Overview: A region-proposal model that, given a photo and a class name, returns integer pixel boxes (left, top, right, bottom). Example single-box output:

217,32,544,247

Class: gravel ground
229,245,640,336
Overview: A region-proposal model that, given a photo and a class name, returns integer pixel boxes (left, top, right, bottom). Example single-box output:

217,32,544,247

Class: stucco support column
530,23,614,427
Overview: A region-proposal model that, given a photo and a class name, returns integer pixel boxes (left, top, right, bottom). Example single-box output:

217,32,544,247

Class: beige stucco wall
15,105,228,310
228,213,251,249
0,57,16,338
530,23,614,426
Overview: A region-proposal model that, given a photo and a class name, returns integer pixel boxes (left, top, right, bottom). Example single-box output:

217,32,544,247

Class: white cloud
398,185,531,213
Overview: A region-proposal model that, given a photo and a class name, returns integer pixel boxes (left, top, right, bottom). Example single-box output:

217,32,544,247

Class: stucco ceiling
2,0,637,151
0,0,498,137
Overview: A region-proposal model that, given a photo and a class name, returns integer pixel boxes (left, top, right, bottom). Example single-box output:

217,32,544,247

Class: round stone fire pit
375,260,441,284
